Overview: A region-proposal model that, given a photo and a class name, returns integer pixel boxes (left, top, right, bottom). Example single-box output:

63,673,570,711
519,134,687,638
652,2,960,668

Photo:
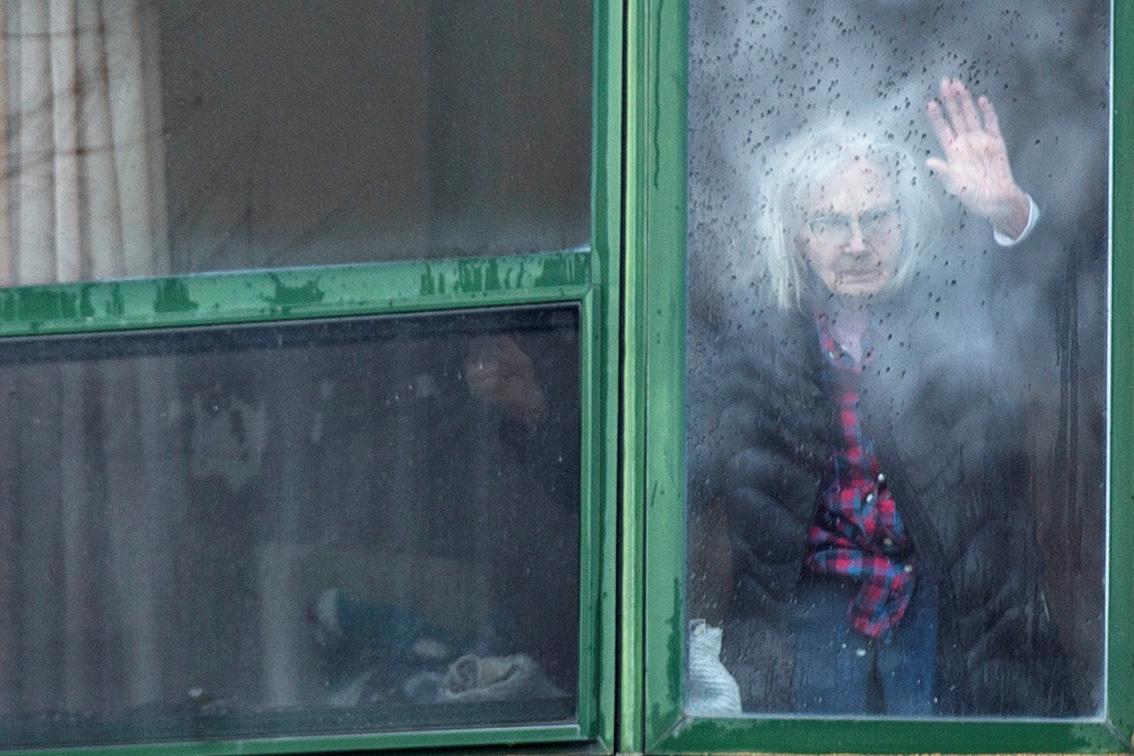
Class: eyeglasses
805,206,900,245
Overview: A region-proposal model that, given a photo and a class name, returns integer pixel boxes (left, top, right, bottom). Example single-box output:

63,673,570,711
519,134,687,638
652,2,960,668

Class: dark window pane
0,1,591,287
0,305,581,748
685,0,1107,719
160,0,592,273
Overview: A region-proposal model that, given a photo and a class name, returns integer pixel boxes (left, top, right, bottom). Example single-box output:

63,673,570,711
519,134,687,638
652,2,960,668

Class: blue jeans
791,576,938,715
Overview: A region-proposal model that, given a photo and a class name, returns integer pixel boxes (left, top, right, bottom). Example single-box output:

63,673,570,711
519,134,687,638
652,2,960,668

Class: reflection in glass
0,1,591,287
0,306,581,748
686,1,1107,718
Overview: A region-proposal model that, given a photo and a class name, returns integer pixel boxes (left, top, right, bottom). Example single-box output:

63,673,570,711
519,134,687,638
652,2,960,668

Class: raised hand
926,78,1031,239
464,335,548,430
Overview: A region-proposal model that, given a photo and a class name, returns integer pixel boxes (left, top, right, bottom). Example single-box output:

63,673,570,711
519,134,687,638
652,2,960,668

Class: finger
943,78,979,133
926,100,955,150
977,95,1003,141
943,79,970,131
952,80,983,133
936,77,952,111
939,78,970,135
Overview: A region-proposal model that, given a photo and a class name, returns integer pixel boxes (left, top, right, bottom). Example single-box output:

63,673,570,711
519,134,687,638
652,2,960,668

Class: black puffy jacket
694,299,1071,716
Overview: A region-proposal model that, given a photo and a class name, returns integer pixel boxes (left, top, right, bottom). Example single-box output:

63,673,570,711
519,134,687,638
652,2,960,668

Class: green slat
0,250,591,337
591,0,624,749
1108,0,1134,749
0,723,584,756
619,0,648,751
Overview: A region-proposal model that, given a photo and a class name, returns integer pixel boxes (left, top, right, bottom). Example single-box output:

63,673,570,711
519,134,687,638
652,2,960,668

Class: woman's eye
862,209,897,231
811,216,844,232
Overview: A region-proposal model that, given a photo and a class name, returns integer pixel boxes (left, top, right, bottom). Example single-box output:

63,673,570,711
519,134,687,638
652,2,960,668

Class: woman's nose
845,219,869,252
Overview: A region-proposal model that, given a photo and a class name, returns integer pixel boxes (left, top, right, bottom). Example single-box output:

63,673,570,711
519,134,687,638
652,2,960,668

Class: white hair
749,122,940,310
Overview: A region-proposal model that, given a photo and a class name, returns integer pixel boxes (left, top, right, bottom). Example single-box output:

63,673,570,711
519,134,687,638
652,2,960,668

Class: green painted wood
0,250,591,338
652,718,1127,754
0,724,585,756
591,0,624,749
1108,0,1134,750
635,0,692,752
578,290,605,749
619,0,649,751
637,0,1134,752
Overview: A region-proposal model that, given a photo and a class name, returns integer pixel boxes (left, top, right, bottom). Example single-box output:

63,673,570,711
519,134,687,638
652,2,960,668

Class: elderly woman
703,79,1068,716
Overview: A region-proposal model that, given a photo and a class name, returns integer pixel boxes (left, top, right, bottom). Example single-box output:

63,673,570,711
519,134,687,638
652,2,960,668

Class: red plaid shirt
804,315,916,639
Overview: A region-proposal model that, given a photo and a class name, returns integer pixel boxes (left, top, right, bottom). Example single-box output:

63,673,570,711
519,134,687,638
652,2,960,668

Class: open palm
926,78,1030,238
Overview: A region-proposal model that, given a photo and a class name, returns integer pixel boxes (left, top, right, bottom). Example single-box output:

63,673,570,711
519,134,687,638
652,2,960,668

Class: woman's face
798,160,903,298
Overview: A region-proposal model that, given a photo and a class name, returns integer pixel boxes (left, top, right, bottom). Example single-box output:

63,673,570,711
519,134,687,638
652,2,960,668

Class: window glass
0,1,591,286
0,305,580,748
686,0,1107,718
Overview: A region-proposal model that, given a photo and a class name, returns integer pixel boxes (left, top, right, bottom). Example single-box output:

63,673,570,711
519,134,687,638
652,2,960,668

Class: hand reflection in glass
463,335,548,431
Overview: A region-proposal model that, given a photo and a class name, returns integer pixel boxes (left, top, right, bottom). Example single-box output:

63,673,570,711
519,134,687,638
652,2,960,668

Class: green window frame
0,2,623,754
626,0,1134,752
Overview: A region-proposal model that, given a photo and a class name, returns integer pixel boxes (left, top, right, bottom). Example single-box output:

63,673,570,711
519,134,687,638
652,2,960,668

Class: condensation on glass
0,1,592,286
0,305,581,748
685,1,1108,719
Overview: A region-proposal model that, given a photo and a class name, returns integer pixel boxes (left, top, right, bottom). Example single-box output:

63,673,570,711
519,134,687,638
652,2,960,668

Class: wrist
989,187,1031,241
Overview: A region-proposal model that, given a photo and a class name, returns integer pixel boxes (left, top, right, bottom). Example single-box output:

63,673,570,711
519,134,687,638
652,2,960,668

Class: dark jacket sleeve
704,318,839,618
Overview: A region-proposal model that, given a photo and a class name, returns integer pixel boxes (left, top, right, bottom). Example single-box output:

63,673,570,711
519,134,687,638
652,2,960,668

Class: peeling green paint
534,252,590,287
0,256,591,339
78,286,96,318
154,279,199,314
104,284,125,317
419,263,437,296
648,575,683,741
0,287,80,321
456,259,487,292
261,274,324,308
485,259,502,289
413,253,589,301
